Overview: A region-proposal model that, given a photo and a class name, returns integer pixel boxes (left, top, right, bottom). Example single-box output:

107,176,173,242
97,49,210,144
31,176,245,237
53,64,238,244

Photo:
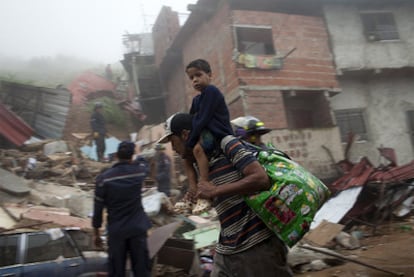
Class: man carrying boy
183,59,234,214
158,113,293,277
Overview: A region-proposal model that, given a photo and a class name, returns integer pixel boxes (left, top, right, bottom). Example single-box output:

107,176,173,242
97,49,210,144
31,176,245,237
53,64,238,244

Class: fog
0,0,196,64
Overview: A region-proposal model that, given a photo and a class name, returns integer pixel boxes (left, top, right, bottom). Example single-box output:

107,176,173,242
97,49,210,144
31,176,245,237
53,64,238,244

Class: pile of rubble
289,146,414,276
1,137,413,276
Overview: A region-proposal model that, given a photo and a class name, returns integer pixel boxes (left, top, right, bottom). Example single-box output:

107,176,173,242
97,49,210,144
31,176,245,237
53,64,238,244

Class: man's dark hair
117,141,135,160
186,59,211,74
170,113,193,136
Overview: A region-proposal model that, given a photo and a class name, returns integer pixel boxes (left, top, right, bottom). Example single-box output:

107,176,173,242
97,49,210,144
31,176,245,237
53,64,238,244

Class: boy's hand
197,181,217,199
184,189,197,203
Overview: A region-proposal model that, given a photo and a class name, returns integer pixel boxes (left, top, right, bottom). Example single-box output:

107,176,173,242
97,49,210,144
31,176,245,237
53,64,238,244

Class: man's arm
197,161,270,199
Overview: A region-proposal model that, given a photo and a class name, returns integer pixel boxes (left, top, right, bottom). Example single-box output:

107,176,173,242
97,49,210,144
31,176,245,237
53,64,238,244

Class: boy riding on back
183,59,234,214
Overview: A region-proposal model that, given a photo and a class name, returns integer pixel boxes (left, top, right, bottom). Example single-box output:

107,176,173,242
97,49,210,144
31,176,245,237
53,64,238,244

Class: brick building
151,0,343,179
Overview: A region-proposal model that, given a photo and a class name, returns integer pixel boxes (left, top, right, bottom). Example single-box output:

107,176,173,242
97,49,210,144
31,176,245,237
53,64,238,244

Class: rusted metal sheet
330,149,414,194
327,147,414,227
370,161,414,182
0,81,71,139
0,102,34,146
330,157,374,193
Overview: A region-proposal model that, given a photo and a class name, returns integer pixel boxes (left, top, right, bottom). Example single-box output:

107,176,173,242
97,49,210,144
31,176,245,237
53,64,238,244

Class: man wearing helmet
231,116,271,149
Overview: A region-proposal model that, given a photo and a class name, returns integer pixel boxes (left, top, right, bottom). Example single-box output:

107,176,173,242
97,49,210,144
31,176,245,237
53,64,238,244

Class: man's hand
94,235,103,249
93,132,99,139
197,180,217,200
93,228,103,249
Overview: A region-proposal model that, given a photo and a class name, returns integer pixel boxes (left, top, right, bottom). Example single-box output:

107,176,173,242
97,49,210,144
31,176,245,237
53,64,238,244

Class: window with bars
334,109,368,142
360,12,399,41
235,26,276,55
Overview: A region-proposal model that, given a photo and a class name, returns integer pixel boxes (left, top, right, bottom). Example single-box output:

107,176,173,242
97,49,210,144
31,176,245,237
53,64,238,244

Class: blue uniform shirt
90,110,106,135
92,160,151,237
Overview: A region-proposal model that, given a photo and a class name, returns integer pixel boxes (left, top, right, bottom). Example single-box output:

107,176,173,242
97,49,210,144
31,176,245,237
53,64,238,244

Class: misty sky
0,0,197,64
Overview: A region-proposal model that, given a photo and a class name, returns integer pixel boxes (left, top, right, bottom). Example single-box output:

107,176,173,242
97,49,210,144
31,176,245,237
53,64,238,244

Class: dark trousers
107,234,151,277
95,135,106,162
211,236,293,277
157,180,171,196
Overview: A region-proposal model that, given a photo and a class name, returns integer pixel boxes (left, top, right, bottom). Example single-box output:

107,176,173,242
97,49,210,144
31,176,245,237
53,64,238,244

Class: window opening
334,109,368,142
235,27,276,55
360,12,399,41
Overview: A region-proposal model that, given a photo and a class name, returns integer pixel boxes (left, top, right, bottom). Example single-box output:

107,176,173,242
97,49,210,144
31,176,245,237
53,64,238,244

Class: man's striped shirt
210,136,273,255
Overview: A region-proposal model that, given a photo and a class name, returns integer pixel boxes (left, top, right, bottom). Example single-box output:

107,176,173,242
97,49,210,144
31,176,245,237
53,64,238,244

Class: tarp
80,137,120,161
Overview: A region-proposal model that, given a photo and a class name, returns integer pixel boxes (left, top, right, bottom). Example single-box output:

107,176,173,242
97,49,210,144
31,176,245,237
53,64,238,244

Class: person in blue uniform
92,141,152,277
90,102,107,162
153,143,171,196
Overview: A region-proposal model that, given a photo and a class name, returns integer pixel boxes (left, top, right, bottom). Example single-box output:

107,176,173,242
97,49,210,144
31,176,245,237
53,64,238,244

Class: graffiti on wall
268,129,342,180
271,131,312,160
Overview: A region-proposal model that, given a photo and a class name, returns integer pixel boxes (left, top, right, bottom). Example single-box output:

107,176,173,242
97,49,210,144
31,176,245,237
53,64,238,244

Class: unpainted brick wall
158,2,338,122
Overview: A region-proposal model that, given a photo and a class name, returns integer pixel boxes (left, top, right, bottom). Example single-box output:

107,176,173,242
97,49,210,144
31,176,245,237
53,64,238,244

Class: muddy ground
296,220,414,277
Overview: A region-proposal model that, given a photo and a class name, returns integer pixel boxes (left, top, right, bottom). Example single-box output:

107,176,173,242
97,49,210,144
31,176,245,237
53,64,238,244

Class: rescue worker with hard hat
231,116,272,149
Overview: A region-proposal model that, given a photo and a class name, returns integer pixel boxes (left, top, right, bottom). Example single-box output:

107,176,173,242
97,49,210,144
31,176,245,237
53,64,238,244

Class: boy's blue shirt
187,85,234,148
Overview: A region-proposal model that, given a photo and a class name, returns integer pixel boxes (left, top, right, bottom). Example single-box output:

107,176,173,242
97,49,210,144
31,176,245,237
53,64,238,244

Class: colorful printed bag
244,145,331,247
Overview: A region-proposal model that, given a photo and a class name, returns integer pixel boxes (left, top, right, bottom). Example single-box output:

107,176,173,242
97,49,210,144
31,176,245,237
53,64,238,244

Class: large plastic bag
245,148,331,247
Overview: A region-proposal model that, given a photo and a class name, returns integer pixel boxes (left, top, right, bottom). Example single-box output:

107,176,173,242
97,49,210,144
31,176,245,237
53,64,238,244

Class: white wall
325,2,414,166
331,77,414,166
323,3,414,71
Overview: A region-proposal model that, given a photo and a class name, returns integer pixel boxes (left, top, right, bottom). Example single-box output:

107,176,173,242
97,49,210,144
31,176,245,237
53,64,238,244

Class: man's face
186,67,211,92
169,135,186,158
169,130,192,159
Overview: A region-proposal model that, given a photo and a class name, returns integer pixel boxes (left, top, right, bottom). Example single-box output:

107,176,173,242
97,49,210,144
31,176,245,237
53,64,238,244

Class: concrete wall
152,6,181,67
325,2,414,165
330,76,414,166
265,127,343,180
323,3,414,71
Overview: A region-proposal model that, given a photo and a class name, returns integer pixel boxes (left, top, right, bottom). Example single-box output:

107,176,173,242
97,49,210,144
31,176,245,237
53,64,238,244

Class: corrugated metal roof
0,81,72,139
0,102,34,146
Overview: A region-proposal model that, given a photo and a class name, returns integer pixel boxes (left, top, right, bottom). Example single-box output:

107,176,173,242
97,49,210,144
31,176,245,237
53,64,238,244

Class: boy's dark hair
186,59,211,74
